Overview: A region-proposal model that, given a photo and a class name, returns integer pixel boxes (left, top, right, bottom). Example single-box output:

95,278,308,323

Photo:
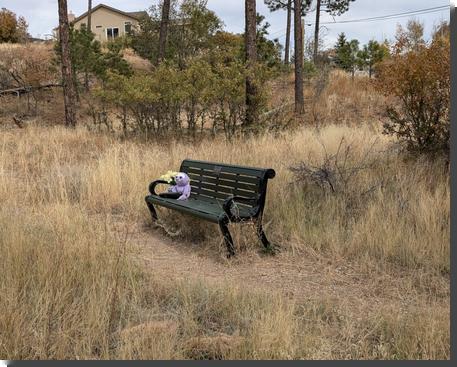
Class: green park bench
145,159,276,257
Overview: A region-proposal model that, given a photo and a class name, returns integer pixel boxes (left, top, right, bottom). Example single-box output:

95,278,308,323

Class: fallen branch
0,83,62,96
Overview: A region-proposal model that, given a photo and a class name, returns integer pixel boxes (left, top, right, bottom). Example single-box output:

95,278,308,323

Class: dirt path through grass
128,222,448,310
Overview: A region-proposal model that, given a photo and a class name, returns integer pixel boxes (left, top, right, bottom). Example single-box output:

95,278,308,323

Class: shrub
0,8,28,43
94,56,271,139
376,27,450,157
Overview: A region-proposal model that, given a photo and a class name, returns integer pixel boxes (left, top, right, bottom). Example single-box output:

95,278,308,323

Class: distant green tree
255,14,283,69
55,25,132,91
101,40,133,79
334,32,359,78
68,25,104,89
313,0,355,63
334,32,347,58
357,40,389,78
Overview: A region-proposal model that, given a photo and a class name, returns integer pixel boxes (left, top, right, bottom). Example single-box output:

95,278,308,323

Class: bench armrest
222,195,259,221
149,180,171,195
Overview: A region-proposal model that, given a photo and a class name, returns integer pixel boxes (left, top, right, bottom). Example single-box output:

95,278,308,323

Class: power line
316,5,450,25
267,4,450,38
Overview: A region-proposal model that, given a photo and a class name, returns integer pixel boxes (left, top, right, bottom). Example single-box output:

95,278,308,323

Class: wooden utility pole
157,0,171,65
313,0,321,64
245,0,258,128
284,0,292,64
87,0,92,33
58,0,77,127
294,0,304,114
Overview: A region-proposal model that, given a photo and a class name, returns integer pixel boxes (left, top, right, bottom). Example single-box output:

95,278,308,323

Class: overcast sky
0,0,450,48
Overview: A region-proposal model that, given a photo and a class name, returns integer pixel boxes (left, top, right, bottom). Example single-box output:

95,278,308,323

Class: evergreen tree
294,0,304,114
245,0,258,128
58,0,77,127
357,40,389,78
264,0,311,64
158,0,171,65
313,0,355,63
334,33,359,78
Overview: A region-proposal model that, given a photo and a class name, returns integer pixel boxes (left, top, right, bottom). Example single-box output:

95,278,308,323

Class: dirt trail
127,222,448,308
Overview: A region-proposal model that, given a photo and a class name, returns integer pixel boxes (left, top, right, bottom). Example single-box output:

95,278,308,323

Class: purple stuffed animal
168,172,191,200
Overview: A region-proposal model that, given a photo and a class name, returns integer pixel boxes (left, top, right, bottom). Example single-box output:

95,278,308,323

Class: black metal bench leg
145,196,158,220
255,217,275,253
219,220,236,257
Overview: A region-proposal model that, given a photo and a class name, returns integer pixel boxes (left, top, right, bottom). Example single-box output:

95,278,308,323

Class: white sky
0,0,451,48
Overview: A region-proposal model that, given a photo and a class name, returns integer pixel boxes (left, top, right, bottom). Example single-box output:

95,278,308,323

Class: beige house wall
73,7,139,42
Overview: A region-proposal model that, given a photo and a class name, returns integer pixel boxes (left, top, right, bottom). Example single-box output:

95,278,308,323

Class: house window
125,21,132,35
106,27,119,40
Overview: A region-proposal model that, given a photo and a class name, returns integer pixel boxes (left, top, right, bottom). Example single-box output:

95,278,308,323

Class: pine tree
87,0,92,33
57,0,77,127
264,0,311,64
245,0,258,128
357,40,389,78
313,0,355,64
294,0,304,114
158,0,171,65
334,33,359,78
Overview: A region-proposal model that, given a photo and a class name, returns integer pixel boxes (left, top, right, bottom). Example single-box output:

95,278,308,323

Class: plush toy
167,172,191,200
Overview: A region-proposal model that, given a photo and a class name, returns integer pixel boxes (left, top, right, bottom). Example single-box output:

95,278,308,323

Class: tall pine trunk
294,0,304,114
284,0,292,64
244,0,258,129
85,0,92,92
58,0,77,127
313,0,321,64
87,0,92,33
157,0,171,65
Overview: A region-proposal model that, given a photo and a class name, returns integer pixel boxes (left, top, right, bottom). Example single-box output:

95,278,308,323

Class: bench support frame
255,214,273,251
218,219,236,257
146,199,158,220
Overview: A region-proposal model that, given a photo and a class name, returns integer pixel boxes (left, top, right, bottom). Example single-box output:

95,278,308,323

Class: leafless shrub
290,137,379,192
289,136,384,219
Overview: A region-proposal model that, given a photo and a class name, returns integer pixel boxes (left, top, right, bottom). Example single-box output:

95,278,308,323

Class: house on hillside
54,4,147,42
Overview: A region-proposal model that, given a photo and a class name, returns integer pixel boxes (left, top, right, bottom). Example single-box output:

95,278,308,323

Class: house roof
125,11,148,20
72,4,147,24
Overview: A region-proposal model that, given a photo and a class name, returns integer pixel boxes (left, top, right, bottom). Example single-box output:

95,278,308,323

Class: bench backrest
180,159,275,214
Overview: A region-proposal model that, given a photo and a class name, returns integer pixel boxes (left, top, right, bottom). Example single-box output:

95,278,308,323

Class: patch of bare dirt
121,220,449,310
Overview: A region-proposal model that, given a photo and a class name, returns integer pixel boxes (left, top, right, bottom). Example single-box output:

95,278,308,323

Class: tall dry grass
2,123,448,270
0,123,449,359
268,70,391,128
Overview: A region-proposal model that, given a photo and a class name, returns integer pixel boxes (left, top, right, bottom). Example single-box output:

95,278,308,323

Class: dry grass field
0,67,450,359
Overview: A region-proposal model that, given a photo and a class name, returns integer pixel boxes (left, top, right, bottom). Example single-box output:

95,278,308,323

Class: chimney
68,10,75,22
